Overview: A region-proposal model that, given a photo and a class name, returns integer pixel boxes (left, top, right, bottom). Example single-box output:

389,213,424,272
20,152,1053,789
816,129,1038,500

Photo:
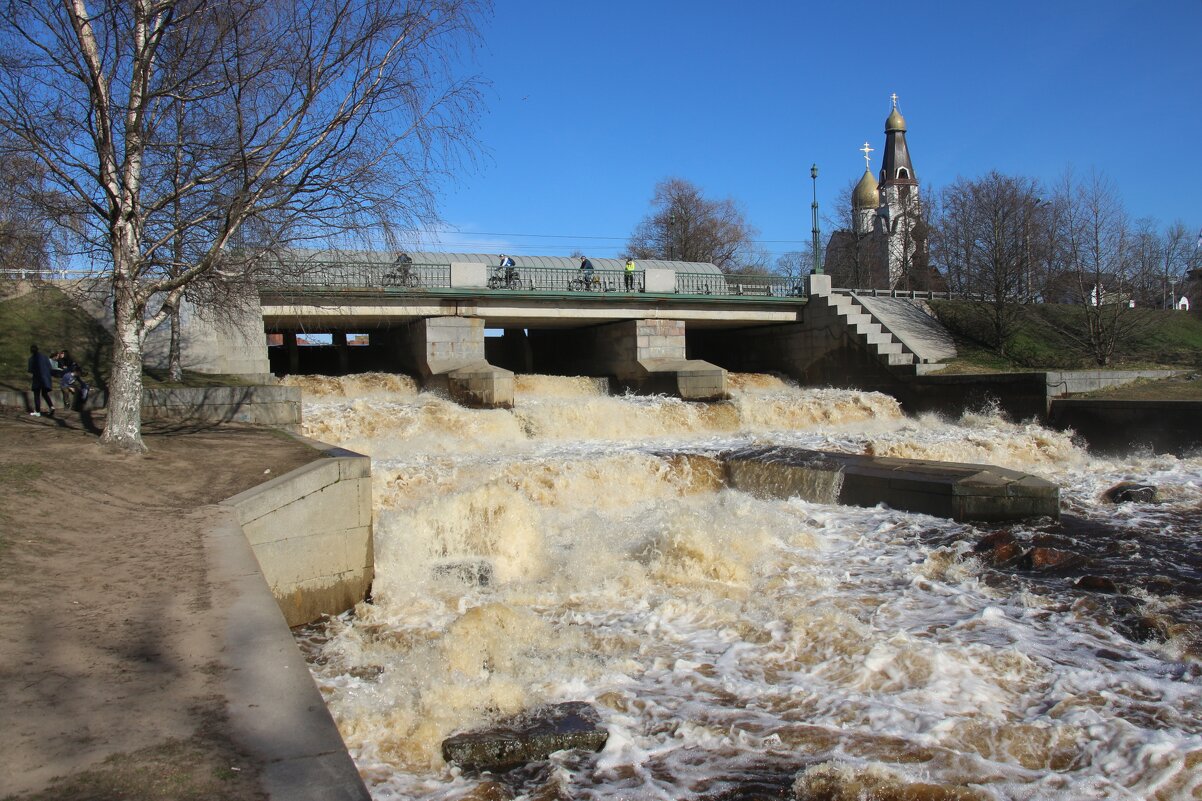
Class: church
824,96,938,291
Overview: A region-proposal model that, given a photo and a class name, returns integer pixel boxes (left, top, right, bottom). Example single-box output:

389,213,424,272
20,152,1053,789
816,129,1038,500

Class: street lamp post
811,164,822,274
1024,198,1042,304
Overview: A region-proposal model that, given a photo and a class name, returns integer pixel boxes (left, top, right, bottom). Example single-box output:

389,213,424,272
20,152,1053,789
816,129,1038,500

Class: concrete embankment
211,433,373,799
897,369,1183,422
222,436,373,627
1048,399,1202,454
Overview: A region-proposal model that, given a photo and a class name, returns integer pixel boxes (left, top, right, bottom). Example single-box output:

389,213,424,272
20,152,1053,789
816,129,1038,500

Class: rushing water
288,373,1202,800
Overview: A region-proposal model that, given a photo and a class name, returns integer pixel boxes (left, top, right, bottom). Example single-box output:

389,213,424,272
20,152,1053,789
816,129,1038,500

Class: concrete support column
597,319,726,401
177,292,273,381
333,331,350,374
406,316,513,408
284,332,299,375
688,298,896,391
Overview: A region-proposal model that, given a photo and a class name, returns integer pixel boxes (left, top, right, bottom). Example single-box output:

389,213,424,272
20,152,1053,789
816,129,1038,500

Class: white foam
291,374,1202,800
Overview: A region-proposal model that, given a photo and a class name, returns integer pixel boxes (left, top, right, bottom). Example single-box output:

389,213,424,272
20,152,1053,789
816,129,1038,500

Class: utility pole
811,164,822,274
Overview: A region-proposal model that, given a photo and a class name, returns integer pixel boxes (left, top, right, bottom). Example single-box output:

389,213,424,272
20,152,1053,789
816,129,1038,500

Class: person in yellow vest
624,257,636,291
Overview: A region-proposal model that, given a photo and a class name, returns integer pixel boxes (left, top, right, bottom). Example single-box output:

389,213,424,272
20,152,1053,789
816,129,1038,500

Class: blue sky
424,1,1202,264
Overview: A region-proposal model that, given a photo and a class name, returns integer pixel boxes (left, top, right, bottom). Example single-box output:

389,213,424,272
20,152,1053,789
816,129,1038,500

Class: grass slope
1,282,254,391
0,284,113,392
929,301,1202,372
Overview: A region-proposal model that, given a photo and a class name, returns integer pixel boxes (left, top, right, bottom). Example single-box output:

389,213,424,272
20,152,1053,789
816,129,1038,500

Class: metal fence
841,287,987,302
256,259,806,301
262,260,452,290
675,272,802,298
510,266,643,293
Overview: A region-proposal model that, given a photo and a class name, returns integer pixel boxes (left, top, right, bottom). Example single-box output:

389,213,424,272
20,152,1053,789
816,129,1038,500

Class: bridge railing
512,266,644,293
839,287,987,302
675,272,802,298
257,259,807,301
262,260,452,289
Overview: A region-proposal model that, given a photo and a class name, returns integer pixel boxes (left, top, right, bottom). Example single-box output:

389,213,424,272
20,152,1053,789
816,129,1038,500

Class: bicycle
382,265,420,288
487,264,523,290
567,273,602,292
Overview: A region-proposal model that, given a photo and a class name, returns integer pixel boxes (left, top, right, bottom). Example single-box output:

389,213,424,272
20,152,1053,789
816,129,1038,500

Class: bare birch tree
1160,220,1199,309
0,0,486,451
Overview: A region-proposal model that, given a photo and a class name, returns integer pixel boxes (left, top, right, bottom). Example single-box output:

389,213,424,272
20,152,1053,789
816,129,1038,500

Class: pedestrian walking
27,345,55,417
624,258,636,291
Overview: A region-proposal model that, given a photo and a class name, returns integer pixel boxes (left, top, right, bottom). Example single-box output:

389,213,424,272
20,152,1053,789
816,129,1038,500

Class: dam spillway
288,372,1202,801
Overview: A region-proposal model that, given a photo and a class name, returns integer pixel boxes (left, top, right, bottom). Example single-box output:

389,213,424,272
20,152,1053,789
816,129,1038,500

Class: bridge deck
260,286,808,330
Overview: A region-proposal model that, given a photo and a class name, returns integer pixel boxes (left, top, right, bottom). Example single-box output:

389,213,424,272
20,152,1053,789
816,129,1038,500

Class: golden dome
885,106,906,132
853,168,879,209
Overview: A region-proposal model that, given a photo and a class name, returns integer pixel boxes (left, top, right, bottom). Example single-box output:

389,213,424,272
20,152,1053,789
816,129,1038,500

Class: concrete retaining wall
222,439,374,628
1044,369,1180,398
1048,399,1202,455
142,385,301,425
0,385,301,426
897,369,1184,422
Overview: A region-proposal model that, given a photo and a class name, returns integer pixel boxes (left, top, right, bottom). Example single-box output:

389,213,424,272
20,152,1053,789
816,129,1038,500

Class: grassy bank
929,301,1202,372
1,282,254,391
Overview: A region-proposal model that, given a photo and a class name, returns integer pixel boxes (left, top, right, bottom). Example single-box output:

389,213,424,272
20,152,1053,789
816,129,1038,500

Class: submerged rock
442,702,608,772
1075,575,1119,593
1025,546,1085,571
1102,482,1158,504
793,760,991,801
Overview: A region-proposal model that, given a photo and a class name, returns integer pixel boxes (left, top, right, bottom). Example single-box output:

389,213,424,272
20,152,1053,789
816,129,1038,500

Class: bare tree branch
0,0,489,451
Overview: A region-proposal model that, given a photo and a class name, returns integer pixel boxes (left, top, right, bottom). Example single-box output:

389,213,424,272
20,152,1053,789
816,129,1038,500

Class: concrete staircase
818,292,917,369
812,288,958,374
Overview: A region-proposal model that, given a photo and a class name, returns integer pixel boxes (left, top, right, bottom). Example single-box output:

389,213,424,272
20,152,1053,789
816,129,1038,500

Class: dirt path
0,410,318,800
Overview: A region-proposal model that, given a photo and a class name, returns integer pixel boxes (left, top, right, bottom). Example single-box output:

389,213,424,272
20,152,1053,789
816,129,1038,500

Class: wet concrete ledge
723,446,1059,522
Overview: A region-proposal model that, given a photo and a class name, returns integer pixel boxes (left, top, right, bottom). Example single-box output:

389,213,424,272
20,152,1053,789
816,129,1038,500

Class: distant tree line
927,169,1198,364
623,170,1200,367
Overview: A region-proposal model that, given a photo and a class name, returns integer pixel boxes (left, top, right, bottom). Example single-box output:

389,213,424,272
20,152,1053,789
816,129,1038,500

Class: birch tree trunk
1,1,487,453
103,270,148,452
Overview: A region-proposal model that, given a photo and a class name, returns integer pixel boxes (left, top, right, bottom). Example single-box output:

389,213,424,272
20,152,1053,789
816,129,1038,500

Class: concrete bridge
188,251,955,407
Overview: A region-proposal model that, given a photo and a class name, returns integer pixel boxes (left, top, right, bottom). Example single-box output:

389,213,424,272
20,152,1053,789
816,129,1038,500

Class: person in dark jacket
27,345,55,417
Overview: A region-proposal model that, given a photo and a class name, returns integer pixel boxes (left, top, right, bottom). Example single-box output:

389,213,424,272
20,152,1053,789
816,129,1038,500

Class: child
59,362,78,409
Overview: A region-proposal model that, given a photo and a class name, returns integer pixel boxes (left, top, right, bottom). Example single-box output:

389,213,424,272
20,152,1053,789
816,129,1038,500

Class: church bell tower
878,93,922,288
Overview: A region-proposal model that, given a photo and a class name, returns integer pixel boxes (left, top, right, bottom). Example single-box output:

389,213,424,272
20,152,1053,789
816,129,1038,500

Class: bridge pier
688,274,901,392
401,316,514,408
690,317,898,391
532,319,726,401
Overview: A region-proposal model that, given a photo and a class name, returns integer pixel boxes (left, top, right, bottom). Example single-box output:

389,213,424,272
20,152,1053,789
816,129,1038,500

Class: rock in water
442,702,608,772
1102,482,1157,504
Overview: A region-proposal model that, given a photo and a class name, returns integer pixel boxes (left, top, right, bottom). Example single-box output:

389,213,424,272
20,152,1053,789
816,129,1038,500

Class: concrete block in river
722,446,1059,522
442,702,607,772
